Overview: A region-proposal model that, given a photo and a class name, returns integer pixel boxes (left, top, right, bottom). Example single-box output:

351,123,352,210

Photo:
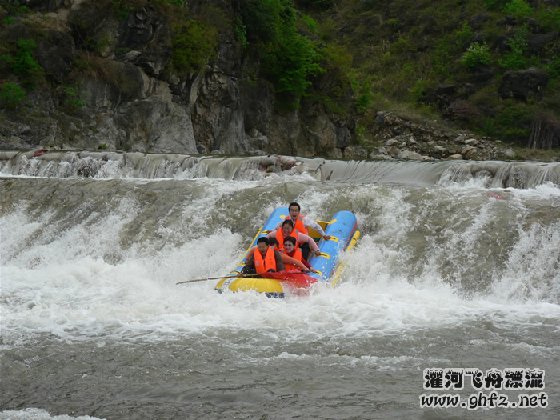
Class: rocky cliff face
2,0,558,161
0,0,356,158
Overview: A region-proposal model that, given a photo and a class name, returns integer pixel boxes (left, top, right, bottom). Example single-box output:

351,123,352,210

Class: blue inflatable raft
215,207,360,297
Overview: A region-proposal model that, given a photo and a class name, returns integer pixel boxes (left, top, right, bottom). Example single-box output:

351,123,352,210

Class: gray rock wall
0,0,353,158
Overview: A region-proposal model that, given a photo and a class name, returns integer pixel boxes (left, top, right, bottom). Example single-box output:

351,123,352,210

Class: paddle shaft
175,270,312,285
176,273,259,285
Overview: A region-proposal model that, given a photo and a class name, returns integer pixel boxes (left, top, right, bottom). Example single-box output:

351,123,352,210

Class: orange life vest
290,215,308,235
284,248,303,271
276,229,298,251
253,247,277,274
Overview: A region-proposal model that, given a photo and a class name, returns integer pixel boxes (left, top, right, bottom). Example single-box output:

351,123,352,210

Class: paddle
176,273,259,285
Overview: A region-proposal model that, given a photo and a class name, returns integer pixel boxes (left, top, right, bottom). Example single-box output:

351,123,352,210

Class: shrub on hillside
171,20,218,76
498,27,530,70
240,0,323,109
503,0,532,19
0,81,26,109
0,38,43,87
461,42,492,70
480,101,534,142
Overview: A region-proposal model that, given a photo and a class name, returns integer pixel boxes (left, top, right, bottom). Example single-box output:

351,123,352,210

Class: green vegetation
461,43,492,70
0,81,26,109
300,0,560,146
503,0,532,18
234,19,248,50
240,0,323,109
1,0,558,151
0,38,43,87
1,2,30,25
61,86,86,113
171,20,218,76
498,26,530,70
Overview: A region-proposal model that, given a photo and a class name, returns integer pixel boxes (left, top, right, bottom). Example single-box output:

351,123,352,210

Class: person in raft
281,237,320,273
242,237,284,275
281,202,331,241
268,237,316,273
276,202,330,259
267,219,321,259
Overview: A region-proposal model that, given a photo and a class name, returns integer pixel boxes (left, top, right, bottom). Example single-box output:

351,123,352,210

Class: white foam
0,408,101,420
1,178,559,347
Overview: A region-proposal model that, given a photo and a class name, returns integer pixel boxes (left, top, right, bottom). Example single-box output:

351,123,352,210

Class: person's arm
244,253,255,269
274,250,285,271
266,230,277,240
303,216,331,240
244,246,255,260
297,232,320,254
280,254,308,271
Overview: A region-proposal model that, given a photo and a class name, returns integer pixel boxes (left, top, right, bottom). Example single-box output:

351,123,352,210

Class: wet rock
336,126,352,149
343,145,368,160
276,155,297,170
504,148,516,159
462,145,478,159
448,154,463,160
385,138,400,147
369,152,393,160
398,150,424,160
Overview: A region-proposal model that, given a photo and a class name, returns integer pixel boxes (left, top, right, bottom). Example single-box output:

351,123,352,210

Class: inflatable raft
215,207,360,297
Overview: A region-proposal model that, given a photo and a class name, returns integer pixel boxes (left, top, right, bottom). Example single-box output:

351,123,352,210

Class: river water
0,152,559,419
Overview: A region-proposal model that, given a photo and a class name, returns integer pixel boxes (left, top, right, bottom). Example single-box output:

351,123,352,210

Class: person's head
268,238,278,249
257,237,269,253
283,236,296,252
281,219,294,236
289,202,301,218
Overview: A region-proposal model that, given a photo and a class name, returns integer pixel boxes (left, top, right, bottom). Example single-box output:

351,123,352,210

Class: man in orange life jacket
267,219,321,259
278,202,330,260
242,237,284,275
269,237,312,273
284,202,331,241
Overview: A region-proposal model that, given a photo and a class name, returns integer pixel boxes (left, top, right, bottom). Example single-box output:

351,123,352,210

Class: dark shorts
300,242,311,260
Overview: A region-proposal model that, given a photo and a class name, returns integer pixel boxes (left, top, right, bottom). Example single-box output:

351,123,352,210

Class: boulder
462,145,478,159
447,100,481,120
398,150,424,160
499,68,549,101
385,138,400,147
448,154,463,160
116,99,197,154
527,32,558,53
